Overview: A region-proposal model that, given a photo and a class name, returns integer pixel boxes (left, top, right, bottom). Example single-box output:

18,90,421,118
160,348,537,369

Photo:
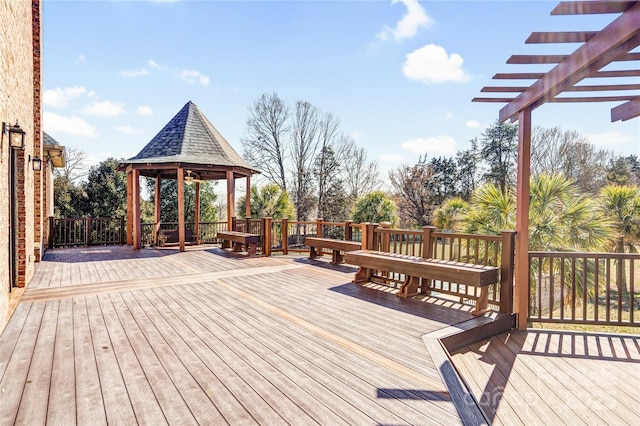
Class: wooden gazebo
474,1,639,329
118,101,259,252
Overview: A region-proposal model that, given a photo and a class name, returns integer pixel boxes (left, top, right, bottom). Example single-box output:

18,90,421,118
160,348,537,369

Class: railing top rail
322,221,347,226
529,251,640,259
432,231,502,242
374,228,422,236
286,221,316,225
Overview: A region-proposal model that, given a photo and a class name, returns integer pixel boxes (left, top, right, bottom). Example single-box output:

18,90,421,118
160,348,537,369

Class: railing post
500,230,517,314
262,217,272,256
48,216,54,249
380,222,391,253
85,215,92,246
282,218,289,255
120,217,125,245
345,220,353,241
231,216,237,231
316,218,323,238
245,217,251,234
361,222,378,251
422,226,435,259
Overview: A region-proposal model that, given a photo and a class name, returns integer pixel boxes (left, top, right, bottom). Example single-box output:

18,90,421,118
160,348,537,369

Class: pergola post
126,168,133,245
154,173,161,246
177,167,185,252
132,169,141,250
194,181,200,243
514,108,532,330
245,175,251,219
226,170,235,230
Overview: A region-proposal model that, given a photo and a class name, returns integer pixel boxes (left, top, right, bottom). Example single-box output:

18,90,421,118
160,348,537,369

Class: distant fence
48,216,125,248
529,251,639,327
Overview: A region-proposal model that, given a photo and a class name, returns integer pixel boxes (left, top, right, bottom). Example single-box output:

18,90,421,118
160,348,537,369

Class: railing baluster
549,256,554,320
630,258,635,324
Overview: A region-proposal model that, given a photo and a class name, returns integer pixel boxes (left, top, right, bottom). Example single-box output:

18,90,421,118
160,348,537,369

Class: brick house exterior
1,0,45,327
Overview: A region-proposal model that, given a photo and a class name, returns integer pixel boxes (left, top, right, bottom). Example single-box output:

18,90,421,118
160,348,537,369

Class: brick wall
0,0,39,323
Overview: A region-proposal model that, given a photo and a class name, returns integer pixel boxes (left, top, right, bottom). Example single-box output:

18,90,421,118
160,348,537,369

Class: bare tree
531,126,613,193
342,139,380,201
242,92,290,190
55,147,88,182
290,100,320,220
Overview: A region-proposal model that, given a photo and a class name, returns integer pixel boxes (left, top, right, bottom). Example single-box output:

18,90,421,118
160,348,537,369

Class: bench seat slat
217,231,260,244
304,237,361,252
345,250,498,287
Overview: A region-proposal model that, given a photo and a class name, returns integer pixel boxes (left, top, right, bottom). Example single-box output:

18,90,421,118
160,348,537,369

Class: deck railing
48,216,125,248
140,221,228,246
529,252,639,327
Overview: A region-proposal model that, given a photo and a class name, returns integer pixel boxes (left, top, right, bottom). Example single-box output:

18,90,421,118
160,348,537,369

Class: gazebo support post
177,167,185,252
132,169,141,250
126,168,133,246
514,108,531,330
154,173,161,246
245,175,251,218
226,170,235,230
194,181,200,243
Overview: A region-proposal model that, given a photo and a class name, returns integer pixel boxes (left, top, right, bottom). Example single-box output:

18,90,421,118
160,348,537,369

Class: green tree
433,198,469,231
53,176,86,218
236,184,295,220
146,179,218,223
462,183,514,236
455,139,479,200
480,120,518,193
315,145,349,221
601,184,640,253
83,158,127,218
352,191,398,226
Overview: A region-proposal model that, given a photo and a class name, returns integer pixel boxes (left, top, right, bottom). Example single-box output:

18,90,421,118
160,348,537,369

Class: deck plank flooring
2,245,638,425
451,329,640,425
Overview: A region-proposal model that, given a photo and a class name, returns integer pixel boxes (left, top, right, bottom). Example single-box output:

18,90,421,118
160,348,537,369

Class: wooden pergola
118,101,259,252
473,1,640,329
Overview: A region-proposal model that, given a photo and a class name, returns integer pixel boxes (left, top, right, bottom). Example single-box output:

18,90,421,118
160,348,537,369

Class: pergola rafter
473,0,640,329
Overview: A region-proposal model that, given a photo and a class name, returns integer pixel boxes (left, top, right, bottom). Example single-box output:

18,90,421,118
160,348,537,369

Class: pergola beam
611,97,640,121
526,31,597,43
499,2,640,122
552,1,637,15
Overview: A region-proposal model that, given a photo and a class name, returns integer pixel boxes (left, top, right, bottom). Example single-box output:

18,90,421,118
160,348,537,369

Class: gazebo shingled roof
120,100,259,180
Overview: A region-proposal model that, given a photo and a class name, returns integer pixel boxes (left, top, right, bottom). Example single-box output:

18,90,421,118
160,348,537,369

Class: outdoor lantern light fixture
30,155,42,171
2,121,26,150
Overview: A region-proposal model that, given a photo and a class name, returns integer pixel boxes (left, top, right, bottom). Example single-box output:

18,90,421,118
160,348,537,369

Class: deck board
2,245,638,425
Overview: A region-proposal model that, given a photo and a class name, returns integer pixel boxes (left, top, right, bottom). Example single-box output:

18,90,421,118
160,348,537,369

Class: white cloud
180,69,210,86
377,0,432,42
148,59,165,70
43,86,87,108
401,136,458,156
83,100,126,117
379,153,406,163
137,105,153,116
75,54,86,63
403,44,470,84
466,120,481,129
446,112,453,119
115,125,143,135
43,112,97,137
120,68,148,78
587,130,638,150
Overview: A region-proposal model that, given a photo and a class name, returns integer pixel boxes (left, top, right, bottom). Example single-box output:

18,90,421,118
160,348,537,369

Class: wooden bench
217,230,260,255
305,237,362,264
158,229,195,246
345,250,499,315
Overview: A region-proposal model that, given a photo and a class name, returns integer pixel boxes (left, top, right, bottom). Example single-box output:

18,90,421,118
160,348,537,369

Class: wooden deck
1,245,478,425
450,329,640,425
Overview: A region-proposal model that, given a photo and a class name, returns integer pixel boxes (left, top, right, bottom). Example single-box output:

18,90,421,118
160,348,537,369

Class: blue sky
43,0,639,181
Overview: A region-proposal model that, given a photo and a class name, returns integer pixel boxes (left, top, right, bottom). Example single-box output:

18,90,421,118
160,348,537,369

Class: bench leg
233,242,243,252
246,243,257,255
353,267,372,283
472,287,489,316
397,275,420,298
309,246,320,260
331,250,344,265
222,240,231,249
